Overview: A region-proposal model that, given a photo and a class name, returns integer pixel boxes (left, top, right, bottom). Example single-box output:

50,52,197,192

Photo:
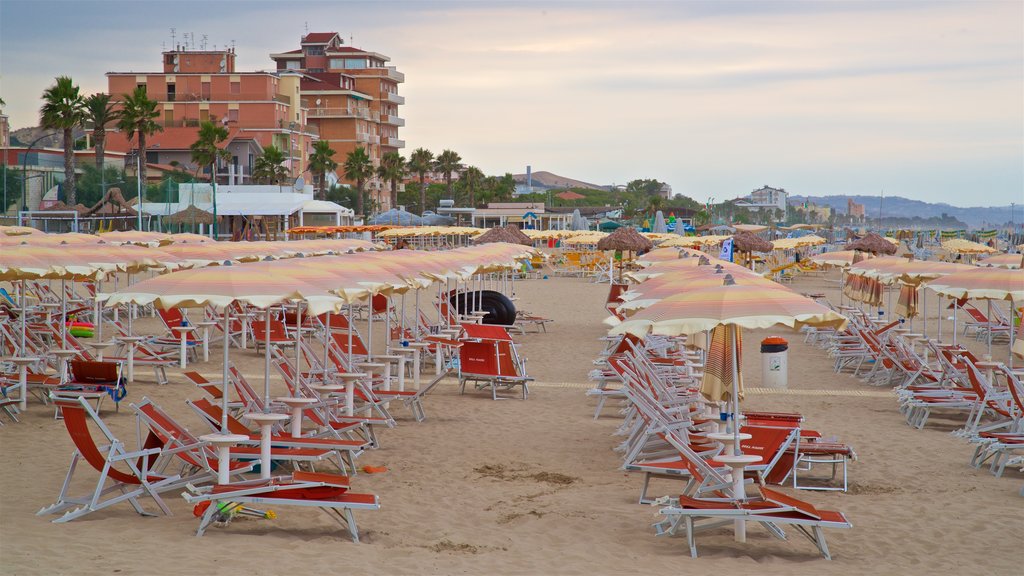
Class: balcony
274,94,291,105
384,137,405,148
368,134,381,145
385,93,405,105
386,67,405,83
356,132,371,143
382,114,405,127
308,107,360,118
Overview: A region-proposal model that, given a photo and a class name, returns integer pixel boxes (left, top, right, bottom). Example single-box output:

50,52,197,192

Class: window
344,58,367,69
166,83,176,101
329,59,344,69
230,81,240,94
307,46,324,55
285,60,300,70
227,109,239,123
199,109,209,122
136,83,147,93
307,68,324,73
201,82,211,99
164,108,173,126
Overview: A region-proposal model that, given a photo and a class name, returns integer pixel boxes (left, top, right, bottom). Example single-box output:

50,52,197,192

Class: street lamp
21,132,60,214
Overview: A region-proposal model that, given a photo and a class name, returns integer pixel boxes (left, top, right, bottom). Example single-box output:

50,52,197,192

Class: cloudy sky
2,0,1021,205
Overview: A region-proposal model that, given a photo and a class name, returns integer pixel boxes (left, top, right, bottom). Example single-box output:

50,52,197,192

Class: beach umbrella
652,211,668,234
846,232,897,255
596,227,654,282
928,267,1024,357
942,238,998,255
978,253,1024,269
809,250,871,268
609,278,846,440
473,225,532,246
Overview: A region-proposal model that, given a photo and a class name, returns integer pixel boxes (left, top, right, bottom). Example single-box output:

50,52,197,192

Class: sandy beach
1,270,1021,576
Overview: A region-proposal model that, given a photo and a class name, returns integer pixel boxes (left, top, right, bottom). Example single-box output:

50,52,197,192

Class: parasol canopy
941,238,998,255
164,204,215,226
846,232,897,255
595,227,654,253
473,225,532,246
927,267,1024,301
731,231,773,253
978,253,1024,269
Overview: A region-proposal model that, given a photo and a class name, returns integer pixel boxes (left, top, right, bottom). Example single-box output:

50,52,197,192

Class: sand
1,271,1021,576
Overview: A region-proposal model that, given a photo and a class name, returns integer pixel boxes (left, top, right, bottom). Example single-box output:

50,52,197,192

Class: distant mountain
790,195,1017,228
512,170,609,191
10,125,86,148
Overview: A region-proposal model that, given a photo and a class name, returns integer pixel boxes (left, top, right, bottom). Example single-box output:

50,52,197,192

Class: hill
512,170,609,191
791,195,1016,228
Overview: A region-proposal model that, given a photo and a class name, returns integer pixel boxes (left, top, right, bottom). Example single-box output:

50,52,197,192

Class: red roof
326,46,367,54
276,49,303,55
301,32,339,44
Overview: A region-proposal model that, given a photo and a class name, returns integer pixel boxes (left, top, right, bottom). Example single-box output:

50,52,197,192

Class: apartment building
270,32,404,209
105,47,317,184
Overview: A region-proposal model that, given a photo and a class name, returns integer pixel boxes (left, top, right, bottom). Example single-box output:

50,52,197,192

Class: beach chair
54,360,128,413
37,397,190,523
457,323,533,400
181,471,380,541
653,486,853,559
252,318,296,353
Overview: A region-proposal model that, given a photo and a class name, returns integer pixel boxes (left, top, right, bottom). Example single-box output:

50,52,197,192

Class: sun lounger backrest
68,360,119,385
740,425,795,462
461,323,513,342
158,307,185,329
331,332,368,357
759,487,822,520
189,398,251,436
56,398,141,485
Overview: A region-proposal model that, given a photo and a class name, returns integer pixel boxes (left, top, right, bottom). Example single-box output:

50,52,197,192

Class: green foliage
377,151,406,208
624,178,665,197
82,93,121,172
408,147,434,214
189,121,231,181
1,165,24,213
308,140,338,199
343,147,373,216
434,149,462,198
252,145,288,184
118,86,163,193
40,76,85,205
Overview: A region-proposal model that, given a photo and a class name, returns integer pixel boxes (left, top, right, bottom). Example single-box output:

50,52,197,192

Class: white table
405,342,430,390
10,357,40,411
195,321,218,362
115,336,146,383
276,396,318,438
88,341,117,362
200,433,250,485
245,412,289,479
335,372,367,417
51,349,78,384
171,325,197,369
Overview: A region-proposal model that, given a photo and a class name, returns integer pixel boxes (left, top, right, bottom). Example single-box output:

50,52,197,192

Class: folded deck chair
653,486,852,559
457,323,532,400
182,470,380,541
37,397,190,523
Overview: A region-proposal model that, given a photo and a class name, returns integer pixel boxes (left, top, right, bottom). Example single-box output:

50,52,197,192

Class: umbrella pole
415,289,421,339
937,294,943,342
263,309,272,411
922,287,927,335
731,325,741,456
322,311,331,384
59,276,66,348
96,279,103,345
294,303,302,378
347,303,354,368
385,296,391,355
221,310,231,434
401,292,406,337
367,296,374,360
20,279,27,357
987,300,993,357
953,299,958,346
840,270,844,307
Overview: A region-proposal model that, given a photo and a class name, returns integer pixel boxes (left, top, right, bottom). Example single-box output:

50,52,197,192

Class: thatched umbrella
473,224,532,246
596,226,654,281
165,204,215,228
731,231,772,268
847,232,897,255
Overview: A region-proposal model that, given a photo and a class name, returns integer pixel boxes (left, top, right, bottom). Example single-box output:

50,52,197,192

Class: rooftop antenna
170,27,176,49
201,34,208,50
304,21,309,34
230,39,235,53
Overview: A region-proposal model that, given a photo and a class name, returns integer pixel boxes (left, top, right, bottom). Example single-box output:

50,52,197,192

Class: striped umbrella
978,253,1024,269
610,279,846,455
928,266,1024,356
942,238,998,255
809,250,874,268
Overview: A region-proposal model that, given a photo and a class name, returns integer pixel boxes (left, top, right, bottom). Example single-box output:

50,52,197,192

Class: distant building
659,183,673,199
734,185,787,212
847,198,866,221
270,32,404,210
471,202,570,230
106,46,318,187
0,111,9,148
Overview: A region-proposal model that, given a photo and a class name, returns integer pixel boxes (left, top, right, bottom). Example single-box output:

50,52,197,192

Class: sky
1,0,1022,206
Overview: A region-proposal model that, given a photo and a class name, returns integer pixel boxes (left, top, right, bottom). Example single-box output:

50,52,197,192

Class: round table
336,372,368,417
276,396,318,438
200,433,250,484
194,321,218,362
51,349,79,383
245,412,289,479
115,336,147,383
10,357,40,411
171,326,197,369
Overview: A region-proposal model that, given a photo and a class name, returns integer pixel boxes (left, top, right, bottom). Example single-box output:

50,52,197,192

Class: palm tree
496,173,516,202
377,151,406,210
408,147,434,213
647,194,664,216
434,149,462,200
189,121,231,235
343,147,373,217
117,86,163,196
189,121,230,181
460,165,484,208
308,140,338,200
82,93,121,174
40,76,85,205
252,146,288,184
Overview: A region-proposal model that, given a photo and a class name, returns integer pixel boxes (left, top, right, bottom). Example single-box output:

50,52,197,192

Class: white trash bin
760,337,789,389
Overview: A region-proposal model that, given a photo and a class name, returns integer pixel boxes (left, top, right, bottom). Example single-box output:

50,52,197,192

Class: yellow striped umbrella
98,230,173,246
771,235,826,251
942,238,998,255
927,267,1024,301
0,225,45,236
978,253,1024,269
618,272,779,315
660,235,730,248
809,250,873,268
